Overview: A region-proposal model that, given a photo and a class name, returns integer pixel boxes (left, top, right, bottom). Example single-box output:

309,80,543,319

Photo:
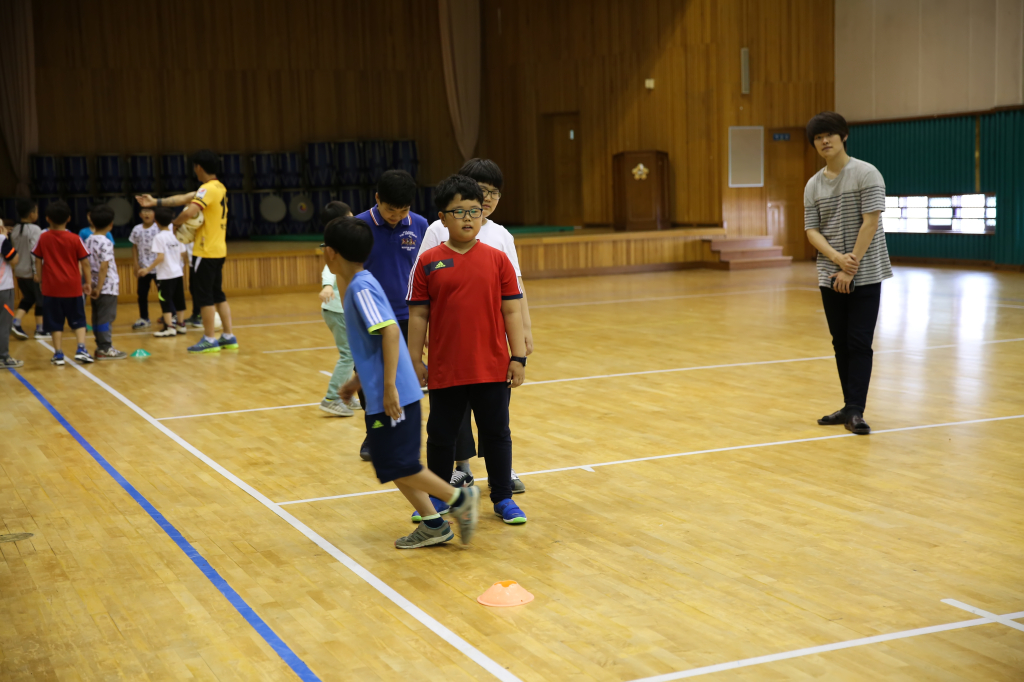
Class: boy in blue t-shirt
324,216,480,549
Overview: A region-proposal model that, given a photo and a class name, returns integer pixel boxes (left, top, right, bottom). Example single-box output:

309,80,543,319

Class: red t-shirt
408,242,522,390
33,229,89,297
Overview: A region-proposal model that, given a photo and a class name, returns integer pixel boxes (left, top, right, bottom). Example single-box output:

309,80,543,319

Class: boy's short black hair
806,111,850,148
320,200,353,227
46,199,71,225
376,170,417,208
457,158,504,190
324,216,374,263
191,149,221,175
154,206,175,226
433,174,484,212
16,198,37,220
90,203,115,229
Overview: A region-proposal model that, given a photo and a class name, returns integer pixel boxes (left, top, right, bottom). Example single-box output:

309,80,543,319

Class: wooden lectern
613,150,670,232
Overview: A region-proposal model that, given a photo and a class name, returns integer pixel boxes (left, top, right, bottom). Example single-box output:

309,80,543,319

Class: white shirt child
149,229,185,280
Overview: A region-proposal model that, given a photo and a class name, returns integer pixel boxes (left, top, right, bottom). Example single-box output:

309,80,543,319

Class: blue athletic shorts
365,400,423,483
42,295,87,333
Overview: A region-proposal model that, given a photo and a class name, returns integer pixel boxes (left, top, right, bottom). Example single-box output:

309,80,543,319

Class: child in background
0,223,23,367
32,200,93,365
318,201,360,417
78,209,116,245
406,174,529,525
10,198,46,340
324,215,480,549
129,207,159,329
83,204,127,360
143,207,188,337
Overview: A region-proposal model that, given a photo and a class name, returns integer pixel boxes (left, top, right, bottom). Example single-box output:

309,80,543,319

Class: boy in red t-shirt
32,200,94,365
406,175,529,525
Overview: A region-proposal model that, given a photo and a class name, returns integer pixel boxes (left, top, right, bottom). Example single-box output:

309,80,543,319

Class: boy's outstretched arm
406,305,430,387
501,299,527,388
380,323,403,420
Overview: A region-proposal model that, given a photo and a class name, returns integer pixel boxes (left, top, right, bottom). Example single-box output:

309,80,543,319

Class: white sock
203,335,217,343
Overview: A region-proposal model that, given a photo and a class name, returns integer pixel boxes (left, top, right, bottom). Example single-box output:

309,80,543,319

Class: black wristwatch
509,355,527,367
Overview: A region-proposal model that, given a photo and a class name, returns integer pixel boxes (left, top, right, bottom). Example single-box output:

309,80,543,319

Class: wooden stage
2,263,1023,680
98,227,728,304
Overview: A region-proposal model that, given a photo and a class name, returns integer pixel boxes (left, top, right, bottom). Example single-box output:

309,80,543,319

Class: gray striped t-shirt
804,158,893,288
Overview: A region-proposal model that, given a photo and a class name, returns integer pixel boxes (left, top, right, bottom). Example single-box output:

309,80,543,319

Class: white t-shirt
129,223,159,267
84,234,120,295
150,230,184,280
418,218,522,277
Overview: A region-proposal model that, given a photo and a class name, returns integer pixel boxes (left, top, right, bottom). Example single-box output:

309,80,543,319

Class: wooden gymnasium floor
2,262,1023,682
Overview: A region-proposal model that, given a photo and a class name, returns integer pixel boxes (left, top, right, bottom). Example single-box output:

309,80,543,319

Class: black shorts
192,257,226,308
17,277,43,314
42,295,87,333
157,277,186,315
365,400,423,484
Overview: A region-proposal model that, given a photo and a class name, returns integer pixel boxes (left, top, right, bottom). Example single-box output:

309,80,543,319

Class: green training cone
130,349,151,358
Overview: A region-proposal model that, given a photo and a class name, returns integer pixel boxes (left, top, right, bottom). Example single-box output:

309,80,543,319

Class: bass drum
288,192,314,222
107,196,134,227
257,192,287,223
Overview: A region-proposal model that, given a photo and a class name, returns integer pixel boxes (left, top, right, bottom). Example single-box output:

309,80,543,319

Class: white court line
263,346,336,354
34,339,521,682
275,412,1024,505
528,287,818,310
996,304,1024,309
115,318,325,338
319,370,332,377
157,402,321,421
626,603,1024,681
943,599,1024,633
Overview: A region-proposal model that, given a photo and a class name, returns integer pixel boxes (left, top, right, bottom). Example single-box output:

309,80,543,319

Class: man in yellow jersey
136,150,237,353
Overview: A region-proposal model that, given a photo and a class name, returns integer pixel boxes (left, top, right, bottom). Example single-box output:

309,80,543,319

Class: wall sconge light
644,78,655,90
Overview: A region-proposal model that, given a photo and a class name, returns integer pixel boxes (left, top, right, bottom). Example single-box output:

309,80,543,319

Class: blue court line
8,368,321,682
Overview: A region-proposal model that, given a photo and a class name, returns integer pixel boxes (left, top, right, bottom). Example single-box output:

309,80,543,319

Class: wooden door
765,128,821,260
541,113,583,226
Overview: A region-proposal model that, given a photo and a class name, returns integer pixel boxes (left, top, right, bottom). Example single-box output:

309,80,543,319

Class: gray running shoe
395,520,454,549
320,398,354,417
344,395,362,411
450,485,480,545
1,355,24,368
95,348,128,361
488,468,527,494
450,469,474,488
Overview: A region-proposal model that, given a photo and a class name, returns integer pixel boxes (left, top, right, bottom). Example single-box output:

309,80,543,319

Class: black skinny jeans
137,273,157,320
820,282,881,413
426,382,513,503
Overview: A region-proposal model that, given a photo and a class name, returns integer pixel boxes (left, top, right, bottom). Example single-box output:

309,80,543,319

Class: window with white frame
882,194,996,234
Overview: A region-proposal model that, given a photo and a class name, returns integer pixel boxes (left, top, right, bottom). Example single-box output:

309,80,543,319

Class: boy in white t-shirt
415,158,534,492
141,207,188,337
129,208,159,329
83,204,127,360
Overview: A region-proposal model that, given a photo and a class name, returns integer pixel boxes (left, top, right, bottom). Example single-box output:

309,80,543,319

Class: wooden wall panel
480,0,833,236
33,0,463,185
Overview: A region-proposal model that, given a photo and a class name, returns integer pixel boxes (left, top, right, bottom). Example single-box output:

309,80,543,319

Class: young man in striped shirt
803,111,893,435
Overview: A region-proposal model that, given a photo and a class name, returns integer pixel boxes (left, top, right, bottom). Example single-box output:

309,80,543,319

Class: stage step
706,237,793,270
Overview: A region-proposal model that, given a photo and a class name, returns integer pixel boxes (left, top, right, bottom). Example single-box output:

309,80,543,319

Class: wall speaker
740,48,750,95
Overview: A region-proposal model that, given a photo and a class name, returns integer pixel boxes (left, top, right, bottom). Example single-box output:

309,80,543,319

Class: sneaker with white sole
175,324,187,333
344,396,362,411
488,468,527,494
395,520,454,549
450,469,474,488
320,398,354,417
95,348,128,360
1,355,24,368
154,327,177,337
187,315,203,328
74,346,94,364
11,325,28,340
450,486,480,545
51,351,65,366
35,330,51,339
132,318,151,330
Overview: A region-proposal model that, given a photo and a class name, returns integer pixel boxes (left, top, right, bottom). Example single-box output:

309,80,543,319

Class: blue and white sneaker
74,345,94,364
188,338,220,354
494,499,527,525
217,334,238,350
51,351,65,366
411,497,451,523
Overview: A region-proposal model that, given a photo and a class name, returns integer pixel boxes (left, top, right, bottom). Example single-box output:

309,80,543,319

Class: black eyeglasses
482,189,502,199
442,207,483,219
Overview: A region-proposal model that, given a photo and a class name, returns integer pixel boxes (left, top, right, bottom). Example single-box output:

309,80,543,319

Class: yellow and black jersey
191,180,228,258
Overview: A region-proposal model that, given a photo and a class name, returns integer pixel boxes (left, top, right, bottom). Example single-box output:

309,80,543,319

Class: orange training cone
477,581,534,607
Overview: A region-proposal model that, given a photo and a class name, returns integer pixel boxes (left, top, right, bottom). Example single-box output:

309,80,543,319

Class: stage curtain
0,0,37,198
438,0,481,161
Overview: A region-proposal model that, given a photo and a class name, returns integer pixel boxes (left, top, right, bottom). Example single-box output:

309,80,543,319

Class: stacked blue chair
251,153,278,189
221,153,244,190
31,155,59,194
2,198,17,223
62,155,90,194
306,142,336,186
279,152,302,188
35,196,60,223
337,187,365,214
97,154,124,193
363,140,390,184
226,192,253,238
68,196,94,231
336,140,363,185
416,186,436,220
310,188,335,219
161,154,188,191
129,154,155,193
392,140,419,180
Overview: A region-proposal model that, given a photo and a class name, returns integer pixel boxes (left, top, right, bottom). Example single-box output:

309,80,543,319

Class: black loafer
817,408,848,426
359,437,372,461
845,414,871,435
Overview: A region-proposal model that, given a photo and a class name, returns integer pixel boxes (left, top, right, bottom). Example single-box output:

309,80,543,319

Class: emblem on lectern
631,163,649,180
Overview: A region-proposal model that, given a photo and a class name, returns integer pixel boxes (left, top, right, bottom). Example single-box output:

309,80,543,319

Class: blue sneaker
51,351,65,366
494,499,527,525
74,345,94,364
188,338,220,354
218,334,238,350
411,497,451,523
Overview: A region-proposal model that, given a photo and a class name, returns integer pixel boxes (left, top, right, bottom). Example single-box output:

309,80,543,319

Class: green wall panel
884,233,994,261
981,110,1024,265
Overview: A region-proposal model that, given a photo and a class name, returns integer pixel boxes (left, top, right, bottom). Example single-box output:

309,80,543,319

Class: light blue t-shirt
343,270,423,415
79,227,115,245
